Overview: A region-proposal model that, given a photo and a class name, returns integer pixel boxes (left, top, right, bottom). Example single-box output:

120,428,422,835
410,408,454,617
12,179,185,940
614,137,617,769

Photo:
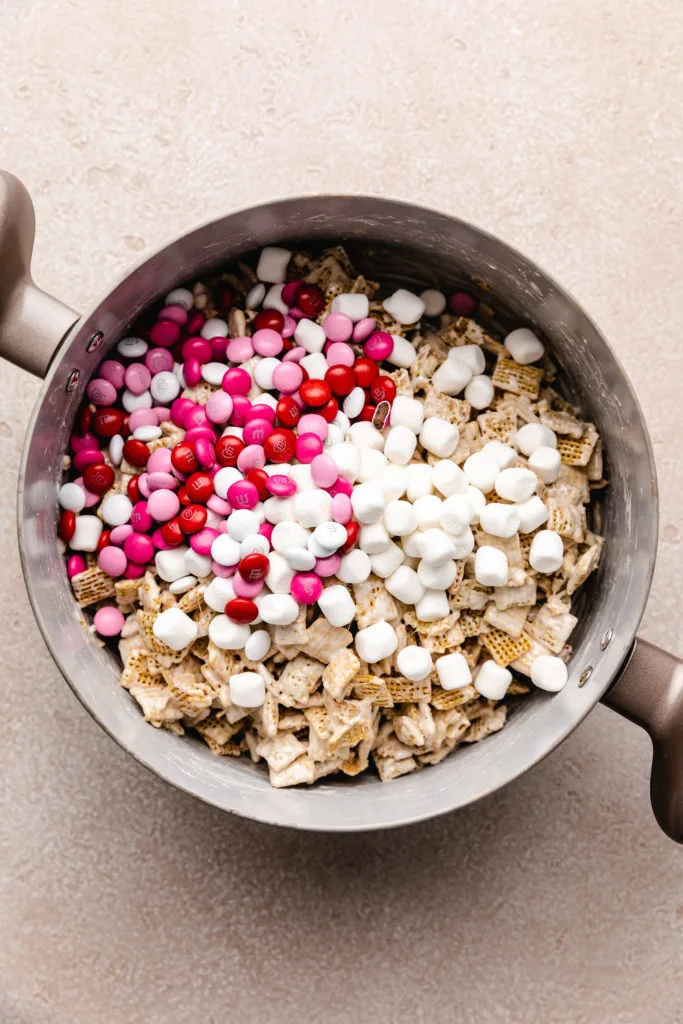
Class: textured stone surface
1,2,683,1022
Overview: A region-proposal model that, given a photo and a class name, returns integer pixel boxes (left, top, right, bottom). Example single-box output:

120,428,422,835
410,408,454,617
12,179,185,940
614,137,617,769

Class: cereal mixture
58,245,606,786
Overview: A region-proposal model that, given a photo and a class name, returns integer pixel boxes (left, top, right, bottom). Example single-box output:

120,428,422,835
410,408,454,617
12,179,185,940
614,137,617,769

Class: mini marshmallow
383,288,425,325
256,246,291,284
440,494,474,535
529,530,564,573
299,352,329,380
413,494,443,530
385,565,425,605
229,671,266,708
463,452,499,493
474,546,509,587
70,515,103,552
475,661,512,701
265,552,295,593
401,530,425,559
169,575,197,596
288,464,316,492
514,423,557,456
263,496,296,524
378,465,407,502
432,460,468,498
417,558,458,590
329,443,360,483
349,421,385,451
294,490,332,527
415,589,450,622
370,542,405,579
529,446,562,484
479,503,521,538
333,411,351,432
389,395,424,433
466,486,487,524
294,317,326,354
244,629,271,663
59,482,86,512
387,335,417,369
357,447,389,483
436,651,472,690
449,344,486,374
336,549,372,584
359,522,391,554
259,594,299,626
451,526,475,559
396,645,433,681
155,546,190,582
209,615,251,650
100,493,133,527
264,284,288,314
355,620,398,662
284,546,317,571
384,500,417,536
253,357,280,390
313,521,347,552
211,534,241,567
245,283,266,308
417,528,457,565
331,293,369,321
515,496,550,534
317,585,356,627
464,374,494,410
153,607,198,651
432,358,472,396
384,425,417,466
530,654,569,692
325,424,345,448
419,417,460,458
204,576,237,612
272,521,310,553
351,482,386,525
404,463,434,501
504,327,545,364
419,289,446,317
494,468,538,503
481,441,518,470
184,549,212,578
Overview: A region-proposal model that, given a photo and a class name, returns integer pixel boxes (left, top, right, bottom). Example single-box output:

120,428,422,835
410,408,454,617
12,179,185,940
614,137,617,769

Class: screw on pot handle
603,637,683,843
0,170,78,379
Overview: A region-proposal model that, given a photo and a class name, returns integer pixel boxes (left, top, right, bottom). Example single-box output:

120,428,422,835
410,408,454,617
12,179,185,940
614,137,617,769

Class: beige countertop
1,2,683,1021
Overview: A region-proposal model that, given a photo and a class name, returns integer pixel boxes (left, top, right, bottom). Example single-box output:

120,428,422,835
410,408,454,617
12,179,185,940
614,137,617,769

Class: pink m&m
233,574,264,599
364,331,394,361
128,408,158,432
295,433,323,463
98,360,126,389
123,532,155,564
325,342,355,367
147,471,177,491
352,317,376,342
207,494,232,516
146,447,173,474
290,572,323,604
282,346,306,363
158,304,188,326
146,488,180,522
281,315,296,338
272,361,303,393
206,391,234,424
315,554,341,577
87,378,117,406
150,320,180,348
124,363,152,395
225,336,254,363
252,328,283,357
237,445,267,472
265,474,297,497
297,414,327,441
183,357,202,387
310,453,338,488
331,492,352,524
243,418,274,446
110,524,134,546
227,480,259,510
222,367,251,395
145,348,175,374
323,312,353,342
93,606,125,637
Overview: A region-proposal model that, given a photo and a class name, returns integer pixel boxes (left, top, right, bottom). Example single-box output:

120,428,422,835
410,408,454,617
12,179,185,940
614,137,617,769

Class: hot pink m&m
194,437,216,469
246,404,276,424
272,361,303,394
295,433,323,463
227,480,259,510
259,523,274,543
230,395,252,426
323,312,353,342
67,554,87,578
183,357,202,387
86,378,117,406
310,453,338,488
252,328,283,357
325,342,355,367
151,529,173,551
70,432,100,453
364,331,394,361
170,397,195,427
185,406,210,430
265,474,297,497
190,527,219,555
290,572,323,604
150,320,180,348
331,492,352,524
146,488,180,522
243,418,274,446
315,554,342,577
124,532,155,564
73,449,104,473
184,426,216,444
182,338,213,364
93,606,125,637
222,367,251,395
206,391,234,424
225,336,254,363
297,414,327,441
328,477,353,497
130,501,153,532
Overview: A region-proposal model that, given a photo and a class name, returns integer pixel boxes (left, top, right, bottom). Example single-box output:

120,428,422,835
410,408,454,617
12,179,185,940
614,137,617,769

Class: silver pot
2,170,681,838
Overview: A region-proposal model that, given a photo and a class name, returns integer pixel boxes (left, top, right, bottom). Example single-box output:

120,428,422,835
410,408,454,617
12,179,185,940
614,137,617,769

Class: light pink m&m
282,346,306,363
237,445,266,472
145,348,175,374
325,342,355,367
315,554,341,577
310,453,338,488
323,312,353,342
353,317,375,342
233,574,264,599
225,337,254,363
331,493,352,524
206,391,234,424
110,524,134,546
146,447,172,474
290,572,323,604
297,414,327,441
252,328,283,357
146,488,180,522
272,361,303,394
124,363,152,395
147,471,177,492
87,379,117,406
93,606,125,637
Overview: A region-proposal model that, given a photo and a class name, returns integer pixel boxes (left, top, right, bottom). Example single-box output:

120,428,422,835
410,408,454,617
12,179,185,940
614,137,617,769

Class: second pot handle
603,637,683,843
0,170,79,379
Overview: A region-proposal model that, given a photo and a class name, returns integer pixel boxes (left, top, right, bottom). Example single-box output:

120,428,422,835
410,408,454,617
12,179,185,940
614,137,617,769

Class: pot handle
0,170,79,379
603,637,683,843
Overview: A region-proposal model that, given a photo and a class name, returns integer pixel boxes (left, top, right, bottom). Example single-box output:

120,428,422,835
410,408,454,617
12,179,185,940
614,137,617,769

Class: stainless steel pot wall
1,170,681,838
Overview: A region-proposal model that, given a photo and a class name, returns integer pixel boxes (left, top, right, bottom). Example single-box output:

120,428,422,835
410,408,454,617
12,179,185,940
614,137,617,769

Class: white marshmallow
401,530,425,559
481,441,518,470
349,421,385,451
259,594,299,626
529,530,564,573
284,546,317,571
389,395,424,434
271,521,310,552
336,549,372,584
357,447,389,483
384,500,417,536
449,344,486,374
351,482,386,525
263,496,296,524
169,574,197,595
377,465,407,502
514,423,557,456
244,629,271,663
165,287,194,310
211,534,241,567
117,337,148,359
479,503,521,538
155,546,190,582
474,546,509,587
384,425,417,466
329,442,360,483
440,494,474,535
419,289,446,317
253,357,279,390
294,490,332,527
417,528,457,565
58,482,86,512
314,521,348,553
317,585,356,627
530,654,569,692
299,352,328,380
122,389,152,413
463,452,499,492
240,534,270,557
229,671,266,708
355,620,398,662
245,283,266,309
256,246,291,284
436,651,472,690
432,358,472,396
466,485,487,524
343,387,366,420
109,434,124,466
515,496,550,534
294,318,326,354
451,527,475,559
325,424,345,448
332,411,351,432
475,661,512,701
265,552,295,593
529,446,562,484
100,494,133,527
404,463,434,501
419,417,460,458
183,549,212,578
504,327,545,364
359,522,391,554
396,645,433,681
495,468,538,503
387,335,417,369
331,292,369,321
153,607,198,651
383,288,425,325
255,393,278,411
417,558,457,590
370,542,405,579
288,463,315,492
209,615,251,650
204,576,237,612
415,589,450,622
413,494,443,530
264,284,288,313
432,460,468,497
385,566,425,605
464,374,494,410
308,533,330,563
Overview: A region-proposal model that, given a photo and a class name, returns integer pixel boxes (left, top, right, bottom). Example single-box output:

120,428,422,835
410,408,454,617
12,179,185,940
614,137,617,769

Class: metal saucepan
1,170,681,838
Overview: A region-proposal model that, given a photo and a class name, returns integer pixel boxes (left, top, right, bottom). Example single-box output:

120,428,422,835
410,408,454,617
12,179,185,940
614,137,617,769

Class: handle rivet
65,369,80,394
600,628,613,651
87,332,103,353
578,665,593,687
